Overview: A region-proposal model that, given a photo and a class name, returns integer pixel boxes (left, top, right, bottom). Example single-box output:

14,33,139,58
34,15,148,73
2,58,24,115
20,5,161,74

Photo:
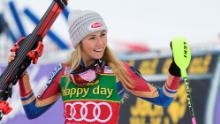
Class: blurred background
0,0,220,124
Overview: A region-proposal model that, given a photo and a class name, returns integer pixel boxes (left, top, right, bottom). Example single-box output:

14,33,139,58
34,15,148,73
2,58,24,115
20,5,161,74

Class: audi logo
64,101,113,123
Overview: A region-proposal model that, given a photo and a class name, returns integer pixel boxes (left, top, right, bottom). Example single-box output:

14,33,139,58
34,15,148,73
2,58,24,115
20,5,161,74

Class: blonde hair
65,45,134,89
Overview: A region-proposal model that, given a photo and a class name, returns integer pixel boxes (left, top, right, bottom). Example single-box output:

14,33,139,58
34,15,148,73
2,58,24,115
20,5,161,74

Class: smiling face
80,30,107,66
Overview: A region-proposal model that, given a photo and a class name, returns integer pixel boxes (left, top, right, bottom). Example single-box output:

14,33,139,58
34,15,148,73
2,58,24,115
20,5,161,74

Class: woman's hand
8,51,16,63
169,41,181,76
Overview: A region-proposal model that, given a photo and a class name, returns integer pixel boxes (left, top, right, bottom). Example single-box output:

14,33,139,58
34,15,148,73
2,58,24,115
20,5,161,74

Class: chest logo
65,101,112,123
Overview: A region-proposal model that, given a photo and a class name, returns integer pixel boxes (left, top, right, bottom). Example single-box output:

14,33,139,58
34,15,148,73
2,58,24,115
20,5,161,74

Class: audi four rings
64,102,113,123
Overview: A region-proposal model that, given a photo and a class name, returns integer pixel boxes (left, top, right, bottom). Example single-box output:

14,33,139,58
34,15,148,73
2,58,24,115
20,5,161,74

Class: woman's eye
89,37,95,40
101,33,106,37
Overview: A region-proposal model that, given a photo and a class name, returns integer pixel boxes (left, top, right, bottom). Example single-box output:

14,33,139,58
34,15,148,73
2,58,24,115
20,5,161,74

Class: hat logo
90,22,103,29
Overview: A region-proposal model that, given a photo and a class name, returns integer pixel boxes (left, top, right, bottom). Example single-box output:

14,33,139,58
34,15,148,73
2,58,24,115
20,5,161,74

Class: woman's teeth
94,49,103,52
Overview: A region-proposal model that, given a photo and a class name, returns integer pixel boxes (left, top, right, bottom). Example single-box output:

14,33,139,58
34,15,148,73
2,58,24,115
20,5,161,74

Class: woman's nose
96,37,105,46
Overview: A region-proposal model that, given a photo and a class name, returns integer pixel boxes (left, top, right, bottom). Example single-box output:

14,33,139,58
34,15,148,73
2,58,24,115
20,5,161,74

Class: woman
9,10,181,124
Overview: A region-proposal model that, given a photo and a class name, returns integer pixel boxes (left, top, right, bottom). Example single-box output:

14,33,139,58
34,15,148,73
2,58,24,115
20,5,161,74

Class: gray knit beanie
68,10,107,48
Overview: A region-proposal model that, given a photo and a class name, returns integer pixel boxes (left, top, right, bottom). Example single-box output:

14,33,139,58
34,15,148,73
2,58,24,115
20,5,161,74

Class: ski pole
171,36,197,124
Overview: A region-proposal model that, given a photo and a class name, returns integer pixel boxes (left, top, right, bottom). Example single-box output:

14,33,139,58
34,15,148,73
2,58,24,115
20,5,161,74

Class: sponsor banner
119,52,219,124
120,79,211,124
0,64,64,124
126,53,218,75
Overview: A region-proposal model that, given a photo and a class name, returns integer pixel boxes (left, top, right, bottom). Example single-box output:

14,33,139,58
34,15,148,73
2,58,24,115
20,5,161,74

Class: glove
169,42,181,76
169,61,181,76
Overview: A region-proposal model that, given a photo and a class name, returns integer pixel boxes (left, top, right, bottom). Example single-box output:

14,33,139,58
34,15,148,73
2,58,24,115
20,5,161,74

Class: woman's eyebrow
88,34,96,37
